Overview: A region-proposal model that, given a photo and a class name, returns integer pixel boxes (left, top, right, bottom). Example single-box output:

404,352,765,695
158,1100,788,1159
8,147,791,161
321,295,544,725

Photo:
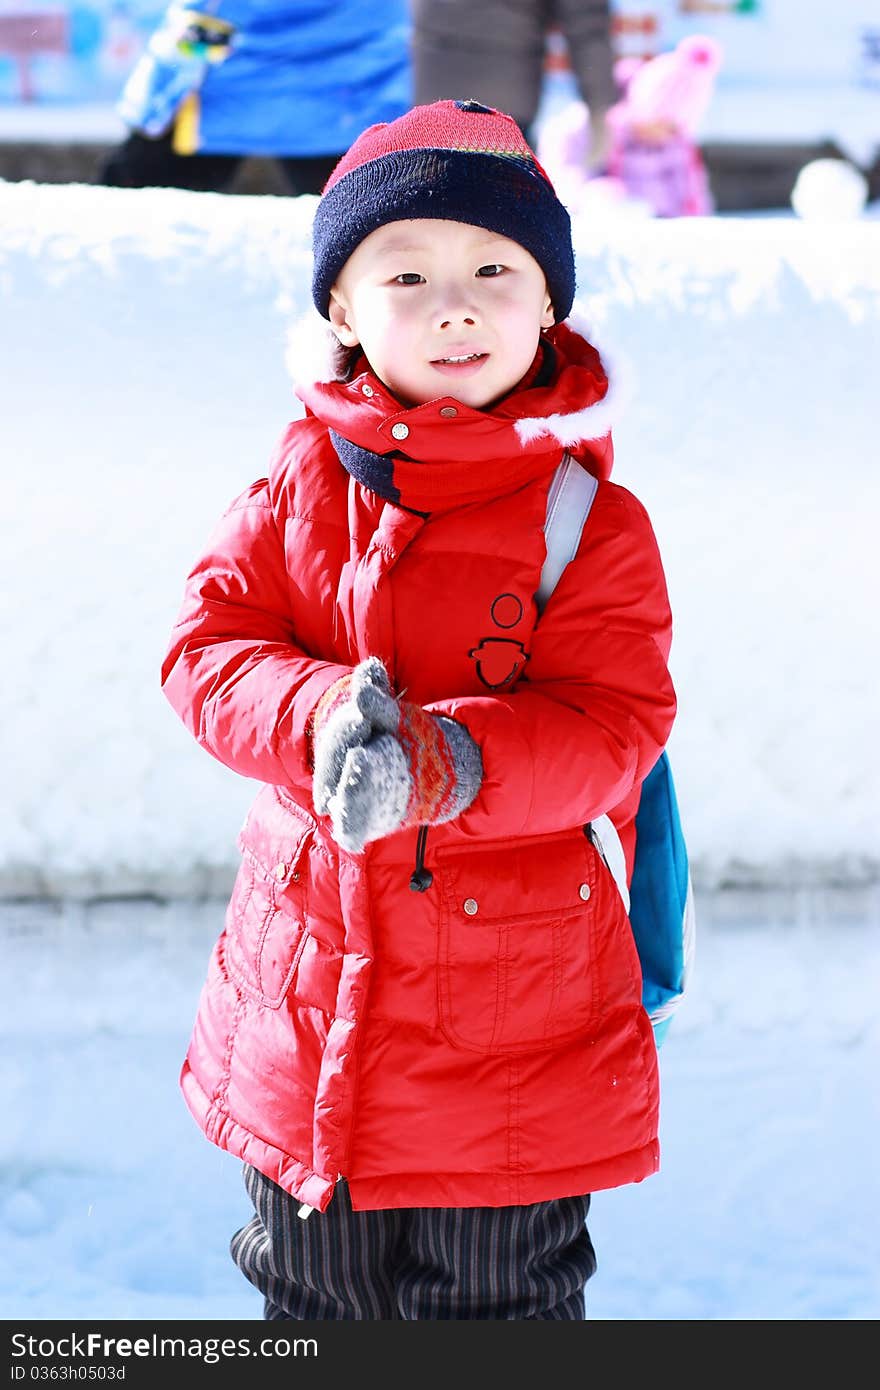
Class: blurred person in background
602,34,722,217
410,0,617,174
97,1,412,194
538,33,723,219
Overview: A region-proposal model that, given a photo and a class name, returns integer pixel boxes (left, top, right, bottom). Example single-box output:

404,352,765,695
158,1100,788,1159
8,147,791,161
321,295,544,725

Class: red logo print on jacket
468,593,529,689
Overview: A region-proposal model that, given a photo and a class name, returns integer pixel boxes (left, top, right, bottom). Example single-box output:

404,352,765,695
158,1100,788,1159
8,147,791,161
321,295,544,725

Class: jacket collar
288,309,619,514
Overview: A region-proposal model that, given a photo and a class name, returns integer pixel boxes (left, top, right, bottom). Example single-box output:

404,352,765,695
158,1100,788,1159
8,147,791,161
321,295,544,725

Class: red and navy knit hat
312,99,576,324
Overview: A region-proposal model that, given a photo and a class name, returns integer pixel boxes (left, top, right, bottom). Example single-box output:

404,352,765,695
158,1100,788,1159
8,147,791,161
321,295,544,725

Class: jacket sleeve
429,484,676,839
160,477,350,798
116,6,238,138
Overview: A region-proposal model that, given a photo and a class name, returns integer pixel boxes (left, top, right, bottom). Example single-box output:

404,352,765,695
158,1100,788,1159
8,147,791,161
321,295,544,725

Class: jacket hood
285,305,624,508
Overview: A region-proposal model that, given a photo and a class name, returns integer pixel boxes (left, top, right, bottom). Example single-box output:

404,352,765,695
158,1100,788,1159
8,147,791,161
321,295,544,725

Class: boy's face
328,219,555,410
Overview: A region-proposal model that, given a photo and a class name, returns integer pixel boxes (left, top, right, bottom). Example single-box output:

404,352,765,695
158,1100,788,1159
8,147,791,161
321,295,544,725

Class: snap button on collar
439,406,457,418
362,383,374,396
390,422,409,440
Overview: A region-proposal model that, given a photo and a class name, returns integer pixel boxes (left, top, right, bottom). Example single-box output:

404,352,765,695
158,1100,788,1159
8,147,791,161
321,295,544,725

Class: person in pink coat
605,34,723,216
539,34,722,218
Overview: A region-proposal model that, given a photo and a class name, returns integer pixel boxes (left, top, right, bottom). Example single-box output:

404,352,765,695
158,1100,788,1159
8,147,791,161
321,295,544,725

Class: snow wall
1,180,877,898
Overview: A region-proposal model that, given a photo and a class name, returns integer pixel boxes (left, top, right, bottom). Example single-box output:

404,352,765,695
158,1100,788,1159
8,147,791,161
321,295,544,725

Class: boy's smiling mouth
430,352,488,375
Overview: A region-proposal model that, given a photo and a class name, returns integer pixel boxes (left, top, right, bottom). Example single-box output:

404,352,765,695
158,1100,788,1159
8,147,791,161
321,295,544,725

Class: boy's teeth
439,353,480,363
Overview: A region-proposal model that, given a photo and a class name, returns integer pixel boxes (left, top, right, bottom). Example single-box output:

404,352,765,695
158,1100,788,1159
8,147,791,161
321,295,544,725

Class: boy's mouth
430,352,488,376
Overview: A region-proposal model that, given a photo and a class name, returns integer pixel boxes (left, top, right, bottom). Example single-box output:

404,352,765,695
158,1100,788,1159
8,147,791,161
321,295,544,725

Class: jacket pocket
436,833,602,1054
225,787,315,1009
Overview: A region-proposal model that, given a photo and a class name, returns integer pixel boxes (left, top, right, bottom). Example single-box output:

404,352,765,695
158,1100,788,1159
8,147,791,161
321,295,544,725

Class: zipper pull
409,824,433,892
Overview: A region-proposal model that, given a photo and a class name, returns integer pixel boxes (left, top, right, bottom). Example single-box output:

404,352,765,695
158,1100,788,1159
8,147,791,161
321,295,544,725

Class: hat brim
312,148,575,323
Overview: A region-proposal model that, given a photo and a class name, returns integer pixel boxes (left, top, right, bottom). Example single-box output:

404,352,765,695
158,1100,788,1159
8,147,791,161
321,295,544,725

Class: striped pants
231,1165,597,1320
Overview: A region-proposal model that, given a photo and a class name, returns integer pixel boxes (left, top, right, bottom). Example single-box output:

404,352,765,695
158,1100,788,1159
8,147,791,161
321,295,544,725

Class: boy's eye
476,264,504,277
395,272,425,285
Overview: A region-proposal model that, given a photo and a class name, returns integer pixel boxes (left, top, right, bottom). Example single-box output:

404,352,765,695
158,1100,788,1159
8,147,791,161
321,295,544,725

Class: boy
161,99,676,1320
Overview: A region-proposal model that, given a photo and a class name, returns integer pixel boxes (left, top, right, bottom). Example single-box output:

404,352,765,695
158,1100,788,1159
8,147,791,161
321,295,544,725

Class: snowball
791,158,869,221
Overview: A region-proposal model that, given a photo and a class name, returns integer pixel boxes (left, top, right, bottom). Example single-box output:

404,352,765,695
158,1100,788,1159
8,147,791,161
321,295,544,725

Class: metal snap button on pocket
463,897,479,916
579,883,591,901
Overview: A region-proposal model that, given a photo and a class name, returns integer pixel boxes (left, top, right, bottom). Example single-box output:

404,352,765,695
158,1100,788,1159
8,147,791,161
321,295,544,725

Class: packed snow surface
2,889,878,1321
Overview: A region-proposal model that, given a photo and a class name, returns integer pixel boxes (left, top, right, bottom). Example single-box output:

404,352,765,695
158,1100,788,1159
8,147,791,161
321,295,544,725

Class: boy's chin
429,377,520,412
383,368,520,412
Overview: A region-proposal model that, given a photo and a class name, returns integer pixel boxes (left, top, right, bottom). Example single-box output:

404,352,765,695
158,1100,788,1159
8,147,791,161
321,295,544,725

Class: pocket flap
438,833,593,924
237,786,315,887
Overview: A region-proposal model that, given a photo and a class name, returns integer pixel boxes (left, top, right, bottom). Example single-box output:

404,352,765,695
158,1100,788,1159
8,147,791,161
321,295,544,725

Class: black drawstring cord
409,825,433,892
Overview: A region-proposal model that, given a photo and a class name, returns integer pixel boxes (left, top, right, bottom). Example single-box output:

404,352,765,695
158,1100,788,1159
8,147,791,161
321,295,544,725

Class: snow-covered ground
1,178,878,1321
3,887,878,1321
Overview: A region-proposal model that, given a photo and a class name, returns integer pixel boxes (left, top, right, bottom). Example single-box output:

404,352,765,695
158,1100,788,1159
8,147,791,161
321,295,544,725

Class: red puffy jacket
161,319,676,1212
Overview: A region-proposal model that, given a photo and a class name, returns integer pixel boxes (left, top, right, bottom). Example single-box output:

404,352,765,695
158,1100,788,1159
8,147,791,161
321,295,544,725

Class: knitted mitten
327,704,483,853
310,658,483,854
309,657,397,817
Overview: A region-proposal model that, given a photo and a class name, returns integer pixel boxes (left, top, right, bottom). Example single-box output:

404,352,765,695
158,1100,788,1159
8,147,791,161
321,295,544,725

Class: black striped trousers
231,1165,596,1320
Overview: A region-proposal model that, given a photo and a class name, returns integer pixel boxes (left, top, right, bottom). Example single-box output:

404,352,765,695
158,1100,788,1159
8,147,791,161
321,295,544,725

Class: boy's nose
438,311,477,329
433,287,480,330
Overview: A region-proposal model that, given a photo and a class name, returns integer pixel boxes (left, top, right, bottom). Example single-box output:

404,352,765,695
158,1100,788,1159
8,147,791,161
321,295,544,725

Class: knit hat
312,98,576,324
615,36,722,137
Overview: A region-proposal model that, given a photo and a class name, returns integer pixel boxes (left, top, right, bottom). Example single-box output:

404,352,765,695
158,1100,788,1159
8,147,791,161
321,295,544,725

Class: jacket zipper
297,831,431,1213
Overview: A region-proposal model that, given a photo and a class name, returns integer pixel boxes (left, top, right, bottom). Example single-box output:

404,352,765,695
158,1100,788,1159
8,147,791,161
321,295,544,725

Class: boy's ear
328,288,360,347
541,286,555,330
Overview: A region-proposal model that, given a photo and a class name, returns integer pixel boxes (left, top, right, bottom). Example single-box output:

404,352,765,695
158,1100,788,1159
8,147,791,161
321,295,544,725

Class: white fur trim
515,393,617,447
285,309,350,390
515,299,633,448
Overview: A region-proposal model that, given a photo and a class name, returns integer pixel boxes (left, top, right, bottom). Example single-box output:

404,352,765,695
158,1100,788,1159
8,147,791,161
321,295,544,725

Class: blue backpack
538,454,695,1044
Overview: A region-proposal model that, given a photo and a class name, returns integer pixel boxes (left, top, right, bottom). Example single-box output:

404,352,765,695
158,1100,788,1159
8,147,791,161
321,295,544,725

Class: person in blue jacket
98,1,412,194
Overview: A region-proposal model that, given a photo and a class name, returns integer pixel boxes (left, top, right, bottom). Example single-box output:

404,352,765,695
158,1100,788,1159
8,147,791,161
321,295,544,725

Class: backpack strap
536,448,693,1047
538,452,628,912
536,451,599,615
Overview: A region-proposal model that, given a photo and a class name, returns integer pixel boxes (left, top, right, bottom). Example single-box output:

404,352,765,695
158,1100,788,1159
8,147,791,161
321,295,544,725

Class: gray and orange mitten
309,657,482,853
